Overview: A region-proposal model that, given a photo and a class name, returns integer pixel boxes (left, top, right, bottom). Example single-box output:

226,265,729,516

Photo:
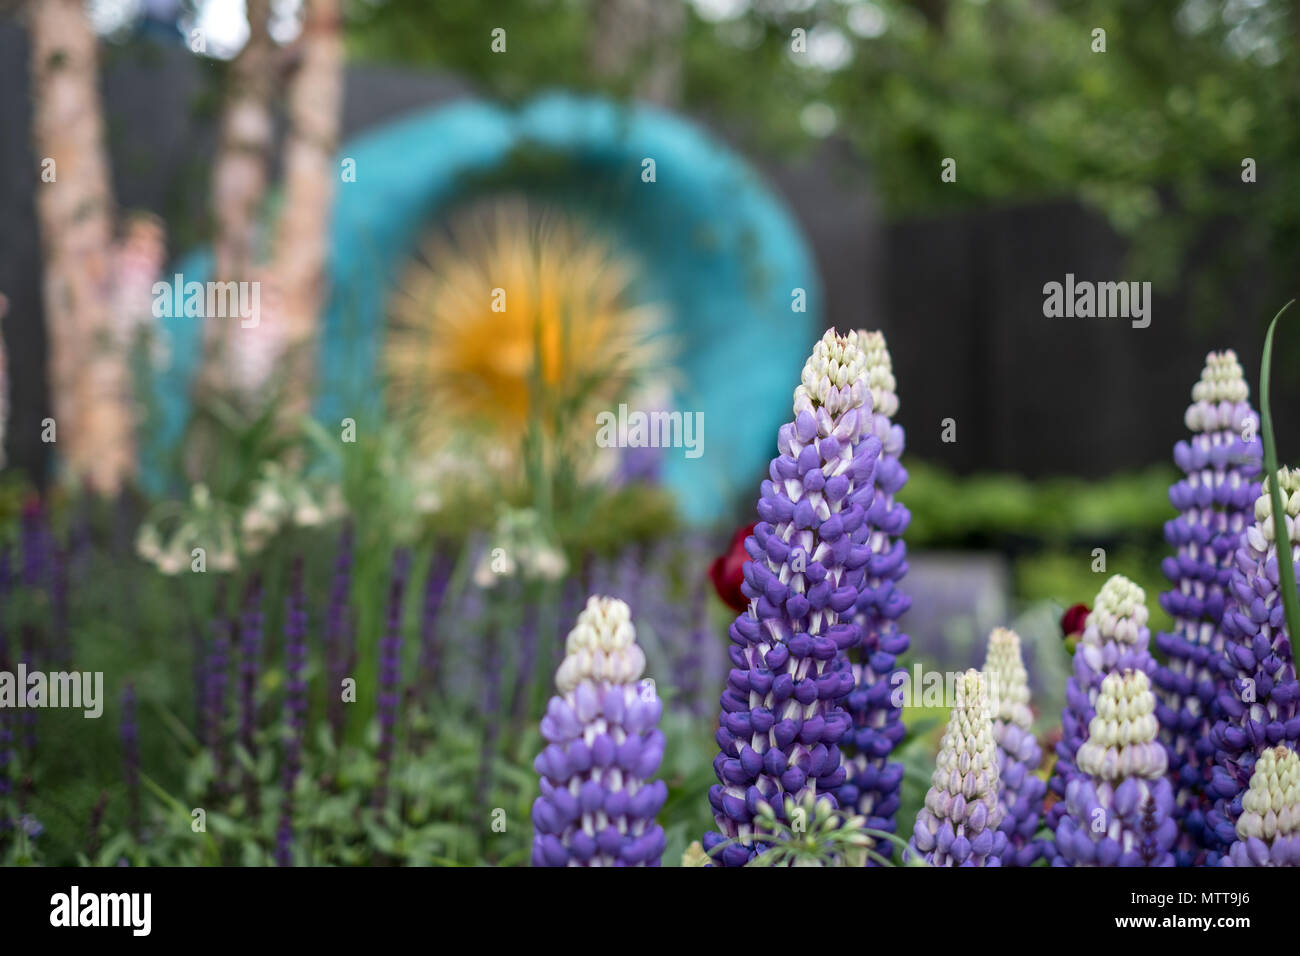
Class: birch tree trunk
198,0,276,399
272,0,344,425
28,0,135,493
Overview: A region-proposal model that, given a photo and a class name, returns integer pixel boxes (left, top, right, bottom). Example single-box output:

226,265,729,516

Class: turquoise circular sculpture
151,92,822,522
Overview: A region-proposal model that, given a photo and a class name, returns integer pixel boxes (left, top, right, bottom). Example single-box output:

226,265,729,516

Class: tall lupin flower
906,669,1005,866
532,596,667,866
1221,745,1300,866
704,329,881,867
1048,574,1154,830
1208,468,1300,846
984,627,1046,865
1053,670,1176,866
1152,350,1261,862
840,330,910,854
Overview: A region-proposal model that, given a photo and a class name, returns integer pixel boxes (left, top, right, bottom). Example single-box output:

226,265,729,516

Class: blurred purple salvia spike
532,595,667,866
906,669,1006,866
1152,351,1262,863
205,596,233,794
121,682,140,839
1207,468,1300,847
237,575,265,813
277,556,308,866
1048,574,1154,835
839,329,910,861
373,547,411,810
703,328,881,867
1220,745,1300,866
984,627,1047,865
325,523,354,743
417,547,454,695
1052,670,1176,866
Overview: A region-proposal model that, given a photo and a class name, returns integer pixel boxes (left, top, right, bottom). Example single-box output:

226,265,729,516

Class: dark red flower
709,522,756,613
1061,602,1090,637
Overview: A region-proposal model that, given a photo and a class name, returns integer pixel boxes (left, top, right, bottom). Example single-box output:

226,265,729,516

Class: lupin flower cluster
839,330,910,849
1049,574,1154,830
1208,468,1300,846
1221,745,1300,866
704,329,881,867
532,596,667,866
1152,350,1262,861
1054,670,1176,866
906,669,1006,866
983,627,1046,865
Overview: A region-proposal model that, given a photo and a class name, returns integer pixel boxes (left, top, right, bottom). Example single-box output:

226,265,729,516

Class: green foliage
904,459,1174,547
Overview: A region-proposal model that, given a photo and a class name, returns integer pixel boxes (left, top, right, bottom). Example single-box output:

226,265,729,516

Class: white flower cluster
1083,574,1149,649
984,627,1033,731
554,596,646,694
1249,466,1300,548
856,329,899,421
472,507,568,588
794,328,872,419
1076,670,1167,781
1236,746,1300,845
1185,350,1252,433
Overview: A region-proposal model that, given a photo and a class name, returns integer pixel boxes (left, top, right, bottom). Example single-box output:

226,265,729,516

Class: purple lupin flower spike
1220,745,1300,866
703,329,881,867
984,627,1047,865
237,575,265,812
277,556,308,866
532,596,667,866
839,330,910,859
1052,670,1176,866
121,682,140,839
417,548,454,695
373,548,411,810
1152,351,1262,863
1047,574,1154,834
907,669,1006,866
325,523,354,743
1207,467,1300,847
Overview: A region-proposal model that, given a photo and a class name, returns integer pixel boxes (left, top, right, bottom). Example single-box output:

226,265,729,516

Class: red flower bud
708,522,756,613
1060,602,1090,638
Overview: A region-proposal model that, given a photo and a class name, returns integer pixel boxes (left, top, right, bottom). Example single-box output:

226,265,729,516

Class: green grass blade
1259,299,1300,646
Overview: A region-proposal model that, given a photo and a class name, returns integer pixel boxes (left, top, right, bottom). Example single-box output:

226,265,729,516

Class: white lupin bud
1077,671,1166,781
983,627,1033,730
1253,467,1300,544
855,330,899,420
929,670,1001,806
794,328,871,418
1086,575,1149,643
1185,350,1251,432
1236,746,1300,843
554,595,645,693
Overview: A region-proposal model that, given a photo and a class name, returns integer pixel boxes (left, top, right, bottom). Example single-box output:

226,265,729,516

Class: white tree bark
272,0,344,424
28,0,135,493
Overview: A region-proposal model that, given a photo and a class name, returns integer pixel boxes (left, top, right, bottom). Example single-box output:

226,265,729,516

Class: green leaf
1259,299,1300,648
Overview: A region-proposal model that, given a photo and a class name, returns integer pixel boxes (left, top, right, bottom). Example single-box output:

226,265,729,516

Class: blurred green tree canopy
348,0,1299,288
